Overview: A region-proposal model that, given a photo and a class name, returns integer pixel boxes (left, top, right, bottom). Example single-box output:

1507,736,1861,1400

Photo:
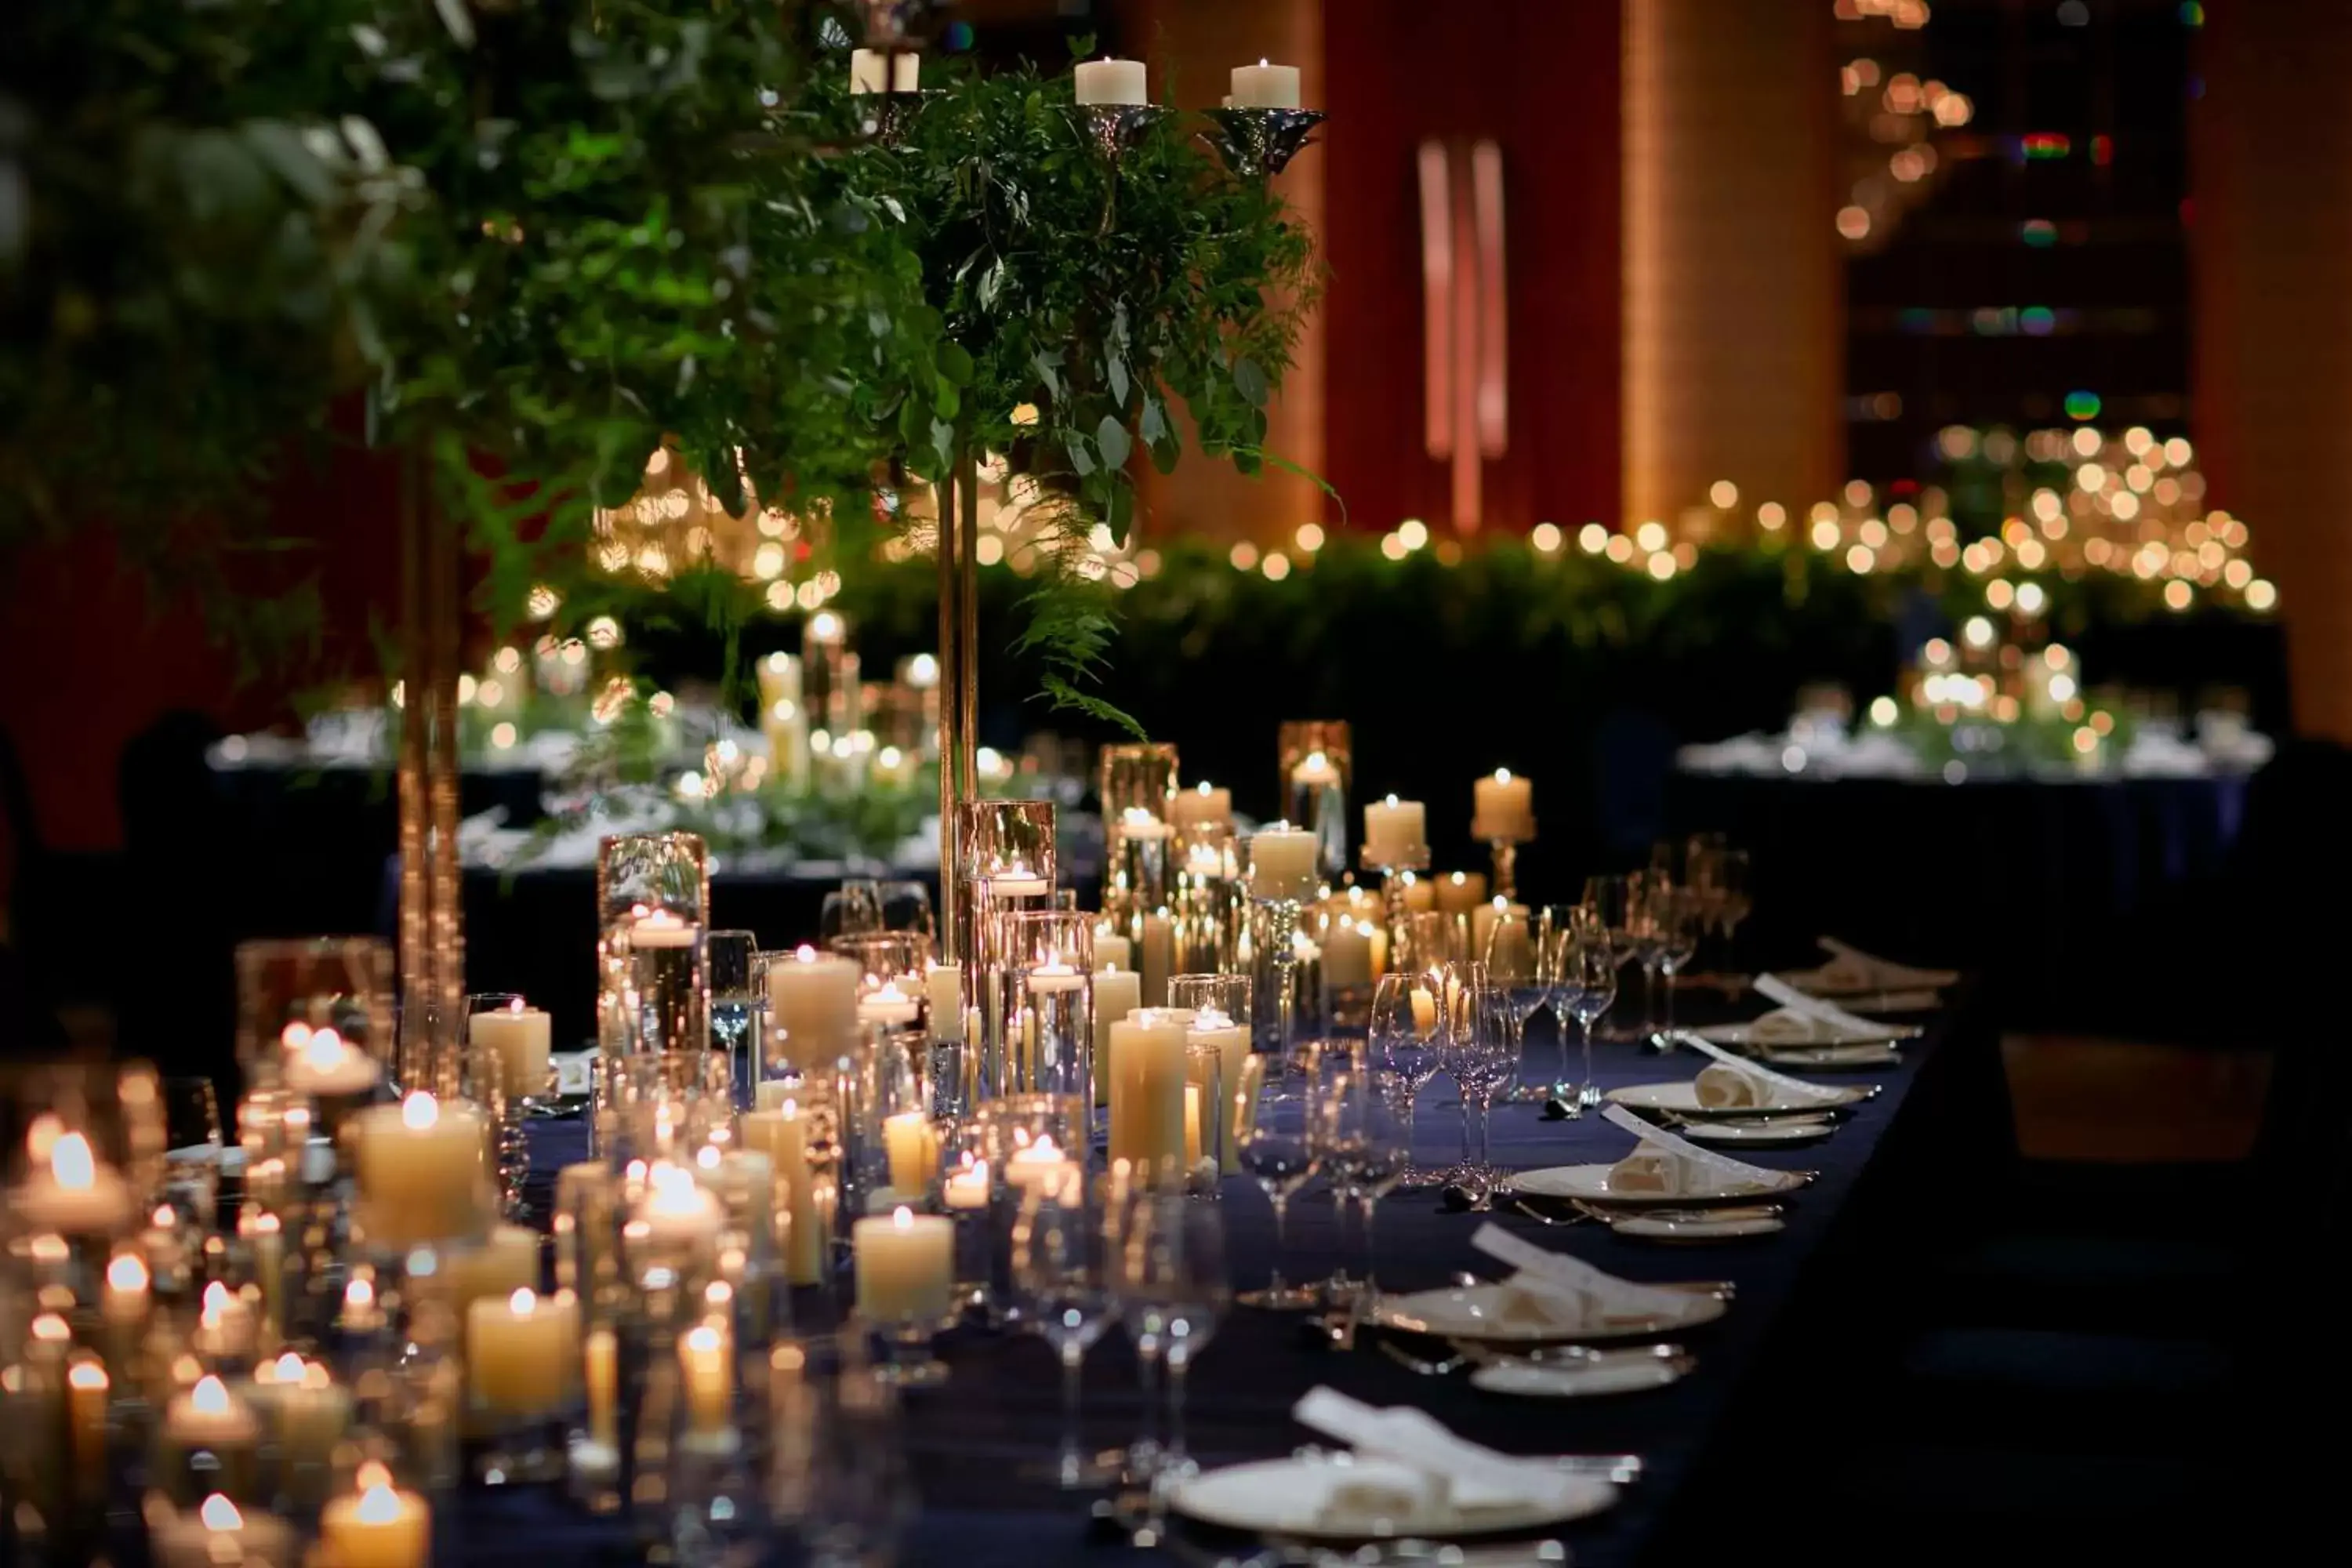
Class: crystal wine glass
1484,906,1548,1103
1011,1171,1119,1488
1647,880,1701,1044
1234,1069,1321,1310
1369,971,1444,1189
1581,873,1643,1041
1438,961,1510,1204
1318,1067,1406,1302
1109,1189,1227,1487
1552,907,1617,1112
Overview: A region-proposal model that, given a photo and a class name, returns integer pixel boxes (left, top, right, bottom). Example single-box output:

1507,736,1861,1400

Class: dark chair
0,724,68,1054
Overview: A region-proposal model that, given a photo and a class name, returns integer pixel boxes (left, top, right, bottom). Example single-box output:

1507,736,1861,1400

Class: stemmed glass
821,879,884,945
1548,907,1617,1114
1581,874,1642,1040
1234,1069,1321,1310
1109,1187,1228,1487
1646,880,1701,1044
1484,906,1548,1102
1625,871,1669,1044
1438,962,1511,1206
1317,1068,1406,1301
1369,972,1445,1189
1011,1171,1119,1489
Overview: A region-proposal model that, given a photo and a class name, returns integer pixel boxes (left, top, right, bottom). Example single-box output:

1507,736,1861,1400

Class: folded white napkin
1311,1458,1448,1530
1815,938,1958,992
1293,1387,1586,1513
1602,1103,1782,1191
1744,1007,1871,1046
1755,973,1890,1036
1674,1033,1848,1105
1472,1222,1696,1324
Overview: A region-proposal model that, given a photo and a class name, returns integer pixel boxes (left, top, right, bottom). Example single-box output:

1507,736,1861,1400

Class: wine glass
1581,874,1643,1040
821,879,884,945
1647,880,1701,1044
1369,971,1444,1188
1011,1172,1119,1488
1234,1069,1321,1310
1109,1188,1228,1487
1438,961,1510,1205
1318,1068,1406,1302
1483,906,1547,1102
1551,907,1617,1113
1624,870,1669,1046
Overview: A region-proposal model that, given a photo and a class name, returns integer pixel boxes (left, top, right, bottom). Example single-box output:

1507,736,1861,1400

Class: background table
483,989,1994,1567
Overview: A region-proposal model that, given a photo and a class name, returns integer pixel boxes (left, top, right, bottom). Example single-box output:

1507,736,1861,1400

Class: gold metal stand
935,449,981,963
396,456,465,1095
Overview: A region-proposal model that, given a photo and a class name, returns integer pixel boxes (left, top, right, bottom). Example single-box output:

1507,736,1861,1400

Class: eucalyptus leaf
1094,414,1131,472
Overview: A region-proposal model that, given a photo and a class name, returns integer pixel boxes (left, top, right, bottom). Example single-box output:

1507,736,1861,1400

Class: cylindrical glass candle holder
555,1160,620,1312
708,931,767,1111
977,1094,1088,1197
1318,905,1382,1031
1170,975,1254,1180
1180,1037,1225,1194
765,946,862,1080
851,1203,956,1387
2,1060,162,1246
953,796,1056,996
1172,826,1245,977
1097,741,1180,825
596,831,711,1058
938,1131,996,1323
999,912,1095,1100
844,1028,924,1213
837,933,929,1040
154,1370,264,1508
464,1284,583,1483
235,935,394,1103
1278,721,1352,878
1103,805,1174,928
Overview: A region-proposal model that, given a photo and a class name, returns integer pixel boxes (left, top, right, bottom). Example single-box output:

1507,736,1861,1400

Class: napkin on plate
1755,973,1895,1037
1813,937,1958,993
1472,1222,1697,1325
1673,1033,1849,1105
1602,1103,1784,1194
1293,1387,1588,1514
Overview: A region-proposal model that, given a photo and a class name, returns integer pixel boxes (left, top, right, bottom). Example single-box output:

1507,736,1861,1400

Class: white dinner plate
1513,1162,1809,1207
1674,1119,1834,1146
1471,1348,1692,1399
1610,1213,1785,1243
1374,1280,1727,1344
1694,1019,1920,1049
1167,1454,1619,1541
1606,1081,1872,1119
1751,1043,1904,1070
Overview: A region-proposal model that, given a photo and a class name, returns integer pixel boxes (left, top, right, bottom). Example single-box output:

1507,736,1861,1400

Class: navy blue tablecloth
459,992,1989,1568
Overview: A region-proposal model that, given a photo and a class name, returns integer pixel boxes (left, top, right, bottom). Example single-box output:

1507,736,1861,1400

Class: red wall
1320,0,1622,535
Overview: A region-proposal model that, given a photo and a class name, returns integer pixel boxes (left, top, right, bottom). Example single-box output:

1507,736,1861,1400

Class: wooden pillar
2192,2,2352,742
1131,0,1324,547
1623,0,1842,533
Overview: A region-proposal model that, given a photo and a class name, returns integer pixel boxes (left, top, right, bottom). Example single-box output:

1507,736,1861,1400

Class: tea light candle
283,1025,383,1098
152,1495,292,1568
1363,796,1427,866
633,1163,724,1249
741,1104,822,1284
352,1092,490,1249
1290,750,1339,788
192,1279,256,1359
1004,1134,1076,1193
16,1130,134,1234
680,1322,732,1438
1116,807,1174,846
628,907,695,948
1230,58,1301,109
1091,967,1140,1104
882,1112,935,1195
1472,768,1534,840
469,1287,576,1416
943,1157,991,1211
926,963,964,1040
1249,826,1319,902
856,982,922,1027
274,1356,350,1473
1092,924,1132,971
1323,919,1373,990
1109,1011,1189,1174
853,1206,954,1322
1436,870,1488,915
1074,56,1147,106
849,47,920,94
984,862,1050,898
770,947,861,1059
1027,959,1086,994
165,1373,260,1458
1171,782,1232,831
319,1463,431,1568
470,1000,552,1101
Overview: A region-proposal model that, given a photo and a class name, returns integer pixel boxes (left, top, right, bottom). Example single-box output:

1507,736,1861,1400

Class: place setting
1605,1033,1874,1149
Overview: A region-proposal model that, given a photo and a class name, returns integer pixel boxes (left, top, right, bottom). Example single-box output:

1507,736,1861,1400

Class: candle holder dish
1201,107,1327,180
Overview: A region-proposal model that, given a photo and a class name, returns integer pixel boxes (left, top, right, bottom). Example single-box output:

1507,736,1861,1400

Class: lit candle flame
401,1091,439,1130
355,1483,404,1525
50,1131,97,1192
198,1494,244,1531
191,1375,233,1415
510,1287,537,1315
891,1205,913,1230
107,1252,148,1292
67,1360,107,1392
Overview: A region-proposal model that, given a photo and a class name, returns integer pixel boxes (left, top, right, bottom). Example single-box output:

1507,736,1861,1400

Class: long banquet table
476,989,1994,1567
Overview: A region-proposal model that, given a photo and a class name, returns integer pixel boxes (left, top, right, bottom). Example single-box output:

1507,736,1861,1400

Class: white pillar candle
274,1357,350,1473
852,1206,954,1322
1092,927,1132,971
448,1221,541,1356
680,1322,733,1439
1436,870,1488,915
470,1002,552,1100
319,1465,431,1568
1472,899,1532,964
926,963,964,1040
1003,1134,1075,1195
850,47,920,95
741,1104,823,1285
633,1163,724,1249
1108,1012,1189,1174
15,1130,134,1234
1363,796,1428,866
1230,59,1301,109
1074,56,1148,106
165,1374,260,1457
1091,967,1141,1105
467,1287,575,1416
882,1112,935,1194
1170,783,1232,831
585,1326,619,1450
153,1496,292,1568
1471,768,1535,840
351,1093,491,1249
283,1025,384,1098
1138,911,1175,1005
1186,1015,1252,1174
67,1358,108,1490
1323,919,1373,990
1248,826,1320,901
768,948,861,1062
